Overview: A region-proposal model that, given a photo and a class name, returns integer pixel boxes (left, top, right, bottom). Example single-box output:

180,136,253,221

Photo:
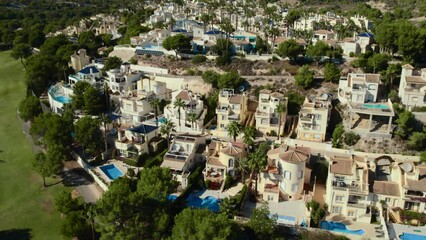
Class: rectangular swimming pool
100,164,124,180
362,104,388,109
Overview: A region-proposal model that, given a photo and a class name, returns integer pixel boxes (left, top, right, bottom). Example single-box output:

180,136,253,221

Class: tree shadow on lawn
0,228,32,240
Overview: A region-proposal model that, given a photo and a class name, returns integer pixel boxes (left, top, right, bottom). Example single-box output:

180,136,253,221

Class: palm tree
84,203,96,240
242,126,256,150
220,18,235,51
174,98,186,129
248,147,267,196
227,121,241,142
276,102,287,140
188,112,198,130
237,157,250,183
100,113,111,157
160,119,176,148
150,98,160,127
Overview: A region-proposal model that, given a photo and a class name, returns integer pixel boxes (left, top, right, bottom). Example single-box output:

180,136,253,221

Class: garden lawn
0,51,66,239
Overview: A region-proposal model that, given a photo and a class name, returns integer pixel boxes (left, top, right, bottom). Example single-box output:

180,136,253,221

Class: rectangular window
335,195,344,202
313,125,321,131
267,195,274,201
291,183,298,192
332,206,342,214
313,134,321,139
348,211,354,217
221,115,226,120
298,170,303,179
284,171,291,180
385,197,391,203
304,133,310,138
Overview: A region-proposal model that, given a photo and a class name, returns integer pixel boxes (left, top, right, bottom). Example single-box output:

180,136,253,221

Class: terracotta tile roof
221,142,244,156
278,147,310,164
175,90,191,101
295,38,307,45
406,166,426,192
229,95,243,104
275,37,306,45
405,76,426,83
259,89,272,94
406,179,426,192
206,156,226,168
314,29,334,35
342,37,355,43
270,92,284,98
330,156,353,175
373,181,400,197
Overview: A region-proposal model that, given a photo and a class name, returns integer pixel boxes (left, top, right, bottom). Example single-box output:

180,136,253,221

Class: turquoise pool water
320,221,365,235
400,233,426,240
100,164,124,180
186,193,220,212
362,104,388,109
158,117,167,124
55,96,71,104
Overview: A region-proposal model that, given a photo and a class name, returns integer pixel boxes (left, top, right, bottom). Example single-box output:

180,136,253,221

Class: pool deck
94,160,141,183
325,214,382,240
390,223,426,240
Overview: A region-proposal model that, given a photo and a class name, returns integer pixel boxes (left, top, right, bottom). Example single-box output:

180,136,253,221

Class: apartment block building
255,89,288,136
105,63,141,93
163,89,207,134
296,94,331,142
339,73,395,138
160,134,206,188
324,154,426,223
398,64,426,110
114,124,159,159
325,154,371,223
216,89,248,132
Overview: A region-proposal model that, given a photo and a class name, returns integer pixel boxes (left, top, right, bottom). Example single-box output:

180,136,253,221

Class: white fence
72,152,109,192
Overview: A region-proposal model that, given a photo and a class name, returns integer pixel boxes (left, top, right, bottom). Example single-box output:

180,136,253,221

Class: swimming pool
186,193,220,212
320,221,365,235
400,233,426,240
100,164,124,180
55,96,71,104
158,117,167,124
362,104,388,109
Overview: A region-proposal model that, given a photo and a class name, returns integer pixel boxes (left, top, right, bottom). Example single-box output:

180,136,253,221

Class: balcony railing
347,202,366,209
332,181,368,194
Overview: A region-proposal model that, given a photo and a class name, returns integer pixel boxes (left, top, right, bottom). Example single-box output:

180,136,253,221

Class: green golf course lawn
0,51,66,239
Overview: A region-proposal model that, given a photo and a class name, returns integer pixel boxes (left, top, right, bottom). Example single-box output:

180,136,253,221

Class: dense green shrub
223,174,234,190
191,55,207,64
205,179,211,189
343,132,360,146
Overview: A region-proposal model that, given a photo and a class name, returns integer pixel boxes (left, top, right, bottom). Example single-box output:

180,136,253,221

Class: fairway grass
0,51,66,239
